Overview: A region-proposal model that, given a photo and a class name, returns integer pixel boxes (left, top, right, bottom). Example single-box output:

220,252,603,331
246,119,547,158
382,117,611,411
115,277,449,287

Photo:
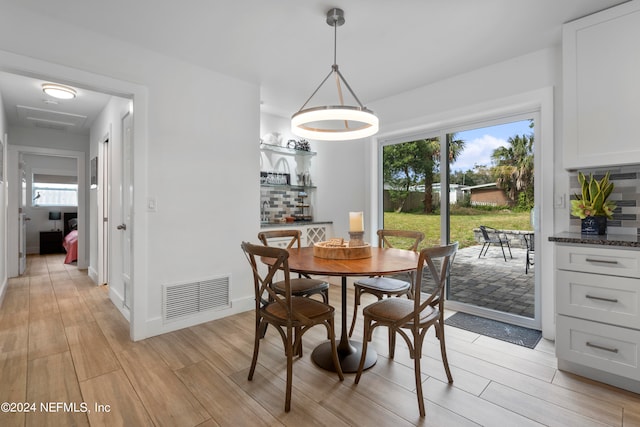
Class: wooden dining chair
240,241,343,412
258,230,330,303
354,242,458,417
348,229,424,338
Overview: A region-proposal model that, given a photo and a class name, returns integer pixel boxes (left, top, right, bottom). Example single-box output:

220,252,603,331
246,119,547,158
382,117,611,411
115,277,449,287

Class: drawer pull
586,342,619,353
584,258,619,265
585,294,619,303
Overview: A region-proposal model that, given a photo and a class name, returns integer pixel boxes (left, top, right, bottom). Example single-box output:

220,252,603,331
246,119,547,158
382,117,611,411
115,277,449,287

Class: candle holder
348,231,365,247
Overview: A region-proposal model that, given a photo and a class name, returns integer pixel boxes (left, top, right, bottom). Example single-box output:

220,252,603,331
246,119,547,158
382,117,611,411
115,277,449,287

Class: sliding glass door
381,113,539,329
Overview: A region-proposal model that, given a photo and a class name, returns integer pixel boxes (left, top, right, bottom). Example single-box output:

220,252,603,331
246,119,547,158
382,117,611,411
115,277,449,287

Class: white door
18,213,27,275
97,137,110,285
121,112,133,309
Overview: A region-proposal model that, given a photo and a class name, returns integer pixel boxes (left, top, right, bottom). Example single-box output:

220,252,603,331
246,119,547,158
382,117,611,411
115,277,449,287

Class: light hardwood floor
1,254,639,426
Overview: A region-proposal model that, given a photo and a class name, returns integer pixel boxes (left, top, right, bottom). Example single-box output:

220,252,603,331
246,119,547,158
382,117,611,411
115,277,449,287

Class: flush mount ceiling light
42,83,77,100
291,8,378,141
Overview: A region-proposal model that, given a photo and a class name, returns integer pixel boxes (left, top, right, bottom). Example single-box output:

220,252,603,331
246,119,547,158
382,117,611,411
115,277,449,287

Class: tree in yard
491,133,534,209
383,134,465,213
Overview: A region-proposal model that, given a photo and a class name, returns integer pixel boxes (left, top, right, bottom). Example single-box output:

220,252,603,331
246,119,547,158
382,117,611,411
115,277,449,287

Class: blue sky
451,120,533,172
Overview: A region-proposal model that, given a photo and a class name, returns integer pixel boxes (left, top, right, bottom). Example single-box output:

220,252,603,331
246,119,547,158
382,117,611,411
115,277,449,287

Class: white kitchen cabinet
555,243,640,392
563,0,640,169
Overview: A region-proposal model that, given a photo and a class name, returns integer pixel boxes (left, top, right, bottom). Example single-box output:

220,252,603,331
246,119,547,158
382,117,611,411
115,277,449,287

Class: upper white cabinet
563,1,640,169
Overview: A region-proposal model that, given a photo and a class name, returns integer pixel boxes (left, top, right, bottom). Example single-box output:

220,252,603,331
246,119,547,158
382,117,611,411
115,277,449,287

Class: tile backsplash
568,165,640,235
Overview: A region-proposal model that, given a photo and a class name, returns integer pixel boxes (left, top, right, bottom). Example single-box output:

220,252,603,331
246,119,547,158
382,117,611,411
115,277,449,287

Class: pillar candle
349,212,364,232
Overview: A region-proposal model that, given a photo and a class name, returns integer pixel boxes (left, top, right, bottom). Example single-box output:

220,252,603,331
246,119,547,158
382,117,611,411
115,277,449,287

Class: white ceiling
0,0,629,133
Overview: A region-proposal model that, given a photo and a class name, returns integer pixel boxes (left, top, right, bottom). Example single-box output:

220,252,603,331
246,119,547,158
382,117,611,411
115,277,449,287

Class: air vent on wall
162,275,230,323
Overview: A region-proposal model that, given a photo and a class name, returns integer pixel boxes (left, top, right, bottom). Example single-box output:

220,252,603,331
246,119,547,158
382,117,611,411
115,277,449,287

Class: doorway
380,111,543,330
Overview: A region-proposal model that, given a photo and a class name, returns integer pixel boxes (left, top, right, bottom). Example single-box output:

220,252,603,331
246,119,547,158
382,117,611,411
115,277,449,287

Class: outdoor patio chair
478,225,513,261
524,232,534,274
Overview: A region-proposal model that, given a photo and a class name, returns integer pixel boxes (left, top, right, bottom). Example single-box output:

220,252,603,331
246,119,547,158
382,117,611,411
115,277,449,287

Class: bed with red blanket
62,213,78,264
62,229,78,264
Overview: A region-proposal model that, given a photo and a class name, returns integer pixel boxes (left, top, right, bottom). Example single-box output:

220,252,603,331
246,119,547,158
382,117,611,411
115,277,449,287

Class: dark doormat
445,312,542,349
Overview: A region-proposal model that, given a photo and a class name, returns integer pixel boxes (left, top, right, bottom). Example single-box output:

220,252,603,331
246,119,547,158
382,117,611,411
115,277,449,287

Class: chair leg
388,328,396,359
285,326,293,412
436,320,453,383
499,244,507,261
506,241,513,259
295,326,303,357
354,318,371,384
248,320,263,381
349,287,361,337
414,332,426,417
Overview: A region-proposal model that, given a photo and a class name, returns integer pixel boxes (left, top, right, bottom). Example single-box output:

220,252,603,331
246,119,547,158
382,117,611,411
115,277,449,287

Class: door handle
117,224,127,230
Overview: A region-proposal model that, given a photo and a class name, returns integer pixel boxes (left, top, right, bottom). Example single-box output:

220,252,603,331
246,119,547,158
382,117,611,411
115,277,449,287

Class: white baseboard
88,267,98,284
108,286,130,322
0,276,7,308
141,295,254,340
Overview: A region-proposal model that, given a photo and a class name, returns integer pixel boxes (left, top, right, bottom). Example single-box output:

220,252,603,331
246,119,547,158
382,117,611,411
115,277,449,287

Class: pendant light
291,8,378,141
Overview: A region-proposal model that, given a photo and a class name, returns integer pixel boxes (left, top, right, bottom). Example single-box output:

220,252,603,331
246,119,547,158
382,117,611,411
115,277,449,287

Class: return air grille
162,276,230,323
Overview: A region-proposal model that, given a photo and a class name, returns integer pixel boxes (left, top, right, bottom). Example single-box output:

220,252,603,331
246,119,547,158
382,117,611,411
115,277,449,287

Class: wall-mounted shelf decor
259,143,316,157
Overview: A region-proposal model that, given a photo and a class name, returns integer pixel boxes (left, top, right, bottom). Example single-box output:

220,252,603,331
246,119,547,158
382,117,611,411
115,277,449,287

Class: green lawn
383,210,532,250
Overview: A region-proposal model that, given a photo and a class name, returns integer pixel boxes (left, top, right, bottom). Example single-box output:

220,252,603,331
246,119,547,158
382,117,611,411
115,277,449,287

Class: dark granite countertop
260,221,333,229
549,232,640,248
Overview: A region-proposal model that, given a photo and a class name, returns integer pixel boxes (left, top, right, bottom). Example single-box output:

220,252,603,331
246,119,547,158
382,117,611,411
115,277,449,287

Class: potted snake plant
570,171,616,234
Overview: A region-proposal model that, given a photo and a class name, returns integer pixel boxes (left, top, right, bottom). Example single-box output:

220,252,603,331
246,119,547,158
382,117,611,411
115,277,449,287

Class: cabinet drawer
557,270,640,328
557,315,640,380
556,245,640,278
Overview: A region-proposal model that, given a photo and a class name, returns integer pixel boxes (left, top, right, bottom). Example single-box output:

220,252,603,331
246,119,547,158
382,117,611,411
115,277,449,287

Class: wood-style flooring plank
422,377,544,426
147,328,207,370
480,381,618,427
0,349,28,427
26,351,89,427
58,295,95,327
229,368,351,427
27,316,68,361
92,306,137,355
176,359,282,427
79,369,154,427
116,341,210,427
65,321,120,381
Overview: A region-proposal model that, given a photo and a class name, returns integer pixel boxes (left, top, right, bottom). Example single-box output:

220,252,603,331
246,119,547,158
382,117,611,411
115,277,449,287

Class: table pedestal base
311,340,377,373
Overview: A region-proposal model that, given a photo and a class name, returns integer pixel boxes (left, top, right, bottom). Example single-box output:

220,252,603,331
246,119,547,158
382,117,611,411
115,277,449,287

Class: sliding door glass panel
446,119,535,320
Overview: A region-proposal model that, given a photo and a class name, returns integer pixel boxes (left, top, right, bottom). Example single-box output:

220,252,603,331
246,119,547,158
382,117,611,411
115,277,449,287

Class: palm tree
491,134,534,206
383,134,465,213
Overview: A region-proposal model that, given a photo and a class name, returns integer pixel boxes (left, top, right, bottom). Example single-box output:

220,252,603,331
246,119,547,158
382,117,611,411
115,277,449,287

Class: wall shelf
260,184,316,190
259,143,316,157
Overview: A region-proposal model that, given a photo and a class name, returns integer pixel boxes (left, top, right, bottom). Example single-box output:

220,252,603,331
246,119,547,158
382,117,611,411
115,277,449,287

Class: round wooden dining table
284,246,419,373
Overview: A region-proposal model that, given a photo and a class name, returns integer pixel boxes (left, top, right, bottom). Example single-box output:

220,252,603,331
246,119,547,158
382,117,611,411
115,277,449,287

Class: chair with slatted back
241,241,343,412
354,242,458,417
258,230,330,303
348,229,424,338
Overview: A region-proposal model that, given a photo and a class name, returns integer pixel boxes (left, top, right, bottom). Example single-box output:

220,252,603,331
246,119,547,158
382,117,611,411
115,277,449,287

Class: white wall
0,5,260,339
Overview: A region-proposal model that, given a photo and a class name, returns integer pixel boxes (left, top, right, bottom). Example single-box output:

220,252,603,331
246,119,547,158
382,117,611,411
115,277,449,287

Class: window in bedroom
32,174,78,207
